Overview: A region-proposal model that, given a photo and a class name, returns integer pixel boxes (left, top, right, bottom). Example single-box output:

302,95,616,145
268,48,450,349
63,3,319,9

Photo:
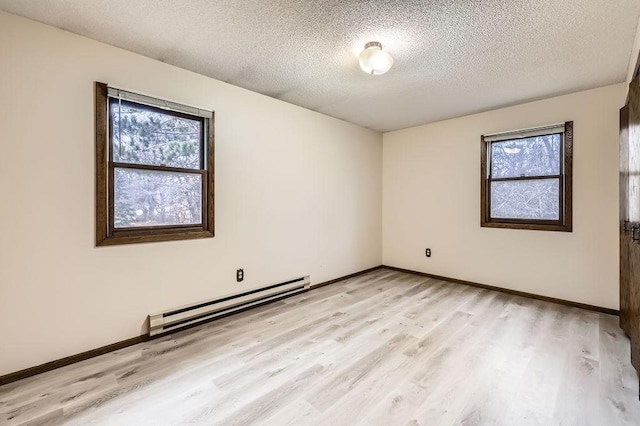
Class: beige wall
0,10,628,376
626,16,640,89
0,12,382,375
383,84,625,310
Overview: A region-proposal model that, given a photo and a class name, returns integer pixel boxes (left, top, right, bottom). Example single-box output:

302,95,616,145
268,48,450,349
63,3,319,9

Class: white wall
0,12,382,375
383,84,625,310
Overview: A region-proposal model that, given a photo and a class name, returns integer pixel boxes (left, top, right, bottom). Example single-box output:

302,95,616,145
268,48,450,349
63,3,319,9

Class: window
95,82,214,245
481,122,572,232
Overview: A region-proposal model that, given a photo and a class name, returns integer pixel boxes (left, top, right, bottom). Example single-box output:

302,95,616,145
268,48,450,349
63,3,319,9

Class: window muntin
96,82,215,245
481,122,572,231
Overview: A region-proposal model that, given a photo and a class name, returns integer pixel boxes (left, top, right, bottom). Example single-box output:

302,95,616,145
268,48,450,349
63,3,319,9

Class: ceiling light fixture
358,41,393,76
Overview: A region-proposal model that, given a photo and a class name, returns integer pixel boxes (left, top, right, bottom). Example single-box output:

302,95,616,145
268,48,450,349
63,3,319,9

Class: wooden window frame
95,82,215,246
480,121,573,232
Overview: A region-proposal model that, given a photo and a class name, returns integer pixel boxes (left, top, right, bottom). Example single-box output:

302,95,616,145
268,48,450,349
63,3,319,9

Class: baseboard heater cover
148,276,310,336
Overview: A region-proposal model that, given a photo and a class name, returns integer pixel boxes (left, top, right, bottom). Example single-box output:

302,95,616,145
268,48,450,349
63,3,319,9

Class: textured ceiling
1,1,639,132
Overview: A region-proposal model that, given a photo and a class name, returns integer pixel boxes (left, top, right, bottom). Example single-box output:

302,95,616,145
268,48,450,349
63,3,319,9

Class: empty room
2,1,640,425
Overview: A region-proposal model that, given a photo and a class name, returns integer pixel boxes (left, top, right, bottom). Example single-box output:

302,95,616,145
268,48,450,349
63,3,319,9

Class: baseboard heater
148,275,310,336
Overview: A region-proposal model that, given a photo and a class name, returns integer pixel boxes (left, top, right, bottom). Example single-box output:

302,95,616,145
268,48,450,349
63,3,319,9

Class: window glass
114,168,202,228
490,134,561,178
490,179,560,220
111,100,202,170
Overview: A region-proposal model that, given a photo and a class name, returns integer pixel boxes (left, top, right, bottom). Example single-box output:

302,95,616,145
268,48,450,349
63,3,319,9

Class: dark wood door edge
382,265,619,316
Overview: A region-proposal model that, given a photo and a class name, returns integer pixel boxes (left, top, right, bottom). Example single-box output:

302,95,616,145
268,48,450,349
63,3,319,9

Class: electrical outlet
236,268,244,282
425,248,431,257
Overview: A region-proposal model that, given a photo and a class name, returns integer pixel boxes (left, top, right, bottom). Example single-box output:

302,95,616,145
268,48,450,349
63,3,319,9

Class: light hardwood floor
1,269,639,425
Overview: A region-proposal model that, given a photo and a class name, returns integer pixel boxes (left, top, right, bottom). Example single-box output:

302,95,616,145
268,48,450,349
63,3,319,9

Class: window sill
481,221,572,232
96,229,214,246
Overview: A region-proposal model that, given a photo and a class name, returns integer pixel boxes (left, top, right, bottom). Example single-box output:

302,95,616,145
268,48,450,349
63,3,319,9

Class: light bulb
359,42,393,75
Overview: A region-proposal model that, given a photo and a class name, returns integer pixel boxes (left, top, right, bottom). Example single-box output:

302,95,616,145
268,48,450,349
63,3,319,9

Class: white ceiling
1,0,639,132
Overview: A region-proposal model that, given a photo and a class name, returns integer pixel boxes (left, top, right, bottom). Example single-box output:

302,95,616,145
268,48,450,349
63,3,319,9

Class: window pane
111,101,201,169
490,179,560,220
491,134,561,178
114,168,202,228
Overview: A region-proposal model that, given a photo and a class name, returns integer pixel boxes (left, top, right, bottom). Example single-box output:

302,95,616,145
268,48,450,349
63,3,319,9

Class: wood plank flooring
1,269,638,425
